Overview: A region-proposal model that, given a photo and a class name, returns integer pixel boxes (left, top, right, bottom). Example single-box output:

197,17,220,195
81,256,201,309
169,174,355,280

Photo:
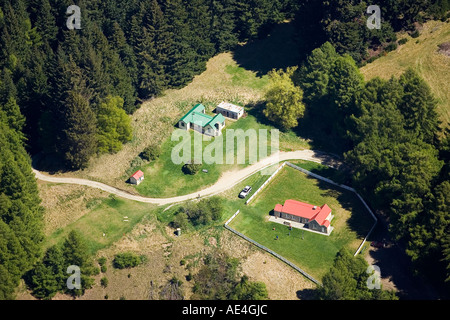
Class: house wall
179,121,189,130
308,220,327,233
130,176,144,185
276,211,308,224
216,107,241,120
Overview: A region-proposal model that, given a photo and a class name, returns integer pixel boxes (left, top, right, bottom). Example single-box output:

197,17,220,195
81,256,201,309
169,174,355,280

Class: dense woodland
0,0,449,299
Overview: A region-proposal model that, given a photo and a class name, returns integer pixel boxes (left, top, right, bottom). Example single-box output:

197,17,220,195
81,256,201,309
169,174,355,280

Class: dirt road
32,150,342,206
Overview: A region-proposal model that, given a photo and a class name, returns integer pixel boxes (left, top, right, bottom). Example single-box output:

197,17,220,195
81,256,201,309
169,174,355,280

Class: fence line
245,162,286,205
285,162,378,256
224,160,379,285
224,210,321,285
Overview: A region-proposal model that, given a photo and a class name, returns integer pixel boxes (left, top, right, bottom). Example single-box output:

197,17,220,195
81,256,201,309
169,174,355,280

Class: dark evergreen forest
0,0,449,299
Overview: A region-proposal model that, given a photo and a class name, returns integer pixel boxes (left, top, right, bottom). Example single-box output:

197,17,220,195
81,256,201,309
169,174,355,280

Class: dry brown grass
360,20,450,128
37,181,108,236
17,206,317,300
220,228,316,300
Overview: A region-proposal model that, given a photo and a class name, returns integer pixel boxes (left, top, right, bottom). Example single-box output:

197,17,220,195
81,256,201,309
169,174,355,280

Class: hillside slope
360,20,450,128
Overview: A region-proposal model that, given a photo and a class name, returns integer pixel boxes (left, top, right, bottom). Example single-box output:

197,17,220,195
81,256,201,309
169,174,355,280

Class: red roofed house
130,170,144,185
273,199,333,234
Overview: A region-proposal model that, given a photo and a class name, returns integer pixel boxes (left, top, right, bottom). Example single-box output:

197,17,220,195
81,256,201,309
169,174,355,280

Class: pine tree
210,0,238,52
136,0,171,99
62,91,97,170
317,248,397,300
61,230,95,297
399,68,441,145
165,0,197,88
0,104,44,299
296,41,339,105
97,96,132,154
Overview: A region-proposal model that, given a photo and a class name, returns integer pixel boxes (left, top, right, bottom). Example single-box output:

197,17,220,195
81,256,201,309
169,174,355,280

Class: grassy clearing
44,196,156,254
227,165,373,280
133,107,308,197
53,21,310,196
360,20,450,128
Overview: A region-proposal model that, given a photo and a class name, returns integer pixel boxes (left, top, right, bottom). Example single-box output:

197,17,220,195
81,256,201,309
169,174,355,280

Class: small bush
101,265,107,273
411,30,420,38
398,38,408,45
98,257,107,266
140,144,161,161
101,277,108,288
182,160,202,175
385,42,398,52
113,252,143,269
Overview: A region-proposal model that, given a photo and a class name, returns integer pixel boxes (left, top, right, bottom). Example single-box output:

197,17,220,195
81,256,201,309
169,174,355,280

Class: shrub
140,144,161,161
101,277,108,288
411,30,420,38
398,38,408,45
172,211,189,229
385,42,398,52
177,196,224,226
113,252,143,269
98,257,107,266
182,160,202,175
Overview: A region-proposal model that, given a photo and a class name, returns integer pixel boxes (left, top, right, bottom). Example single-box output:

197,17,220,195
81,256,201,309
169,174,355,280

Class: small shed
130,170,144,185
216,101,244,120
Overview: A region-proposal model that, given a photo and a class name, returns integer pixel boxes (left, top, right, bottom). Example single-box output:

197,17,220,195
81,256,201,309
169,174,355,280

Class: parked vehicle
370,241,386,248
239,186,252,199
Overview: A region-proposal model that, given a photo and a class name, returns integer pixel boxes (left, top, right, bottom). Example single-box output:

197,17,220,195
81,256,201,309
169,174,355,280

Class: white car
239,186,252,199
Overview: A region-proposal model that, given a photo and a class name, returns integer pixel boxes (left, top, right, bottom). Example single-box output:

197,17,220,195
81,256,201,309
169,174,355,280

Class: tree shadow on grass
368,244,441,299
301,174,374,241
232,22,303,77
296,288,318,300
31,152,71,174
294,106,350,157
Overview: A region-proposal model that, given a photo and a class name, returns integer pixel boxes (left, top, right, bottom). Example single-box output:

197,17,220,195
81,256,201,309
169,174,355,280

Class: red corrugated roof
275,200,331,226
274,204,283,212
131,170,144,179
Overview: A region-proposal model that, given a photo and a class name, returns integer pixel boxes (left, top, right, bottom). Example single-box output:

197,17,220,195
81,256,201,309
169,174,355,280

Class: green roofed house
178,104,226,136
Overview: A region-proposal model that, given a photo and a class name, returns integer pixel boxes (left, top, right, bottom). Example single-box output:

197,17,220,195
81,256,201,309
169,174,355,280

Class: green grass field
45,196,156,254
227,165,374,280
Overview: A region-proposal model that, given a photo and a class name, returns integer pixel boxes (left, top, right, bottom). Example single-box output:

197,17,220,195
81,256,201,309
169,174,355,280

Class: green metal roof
179,104,225,129
206,113,225,128
179,104,206,123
